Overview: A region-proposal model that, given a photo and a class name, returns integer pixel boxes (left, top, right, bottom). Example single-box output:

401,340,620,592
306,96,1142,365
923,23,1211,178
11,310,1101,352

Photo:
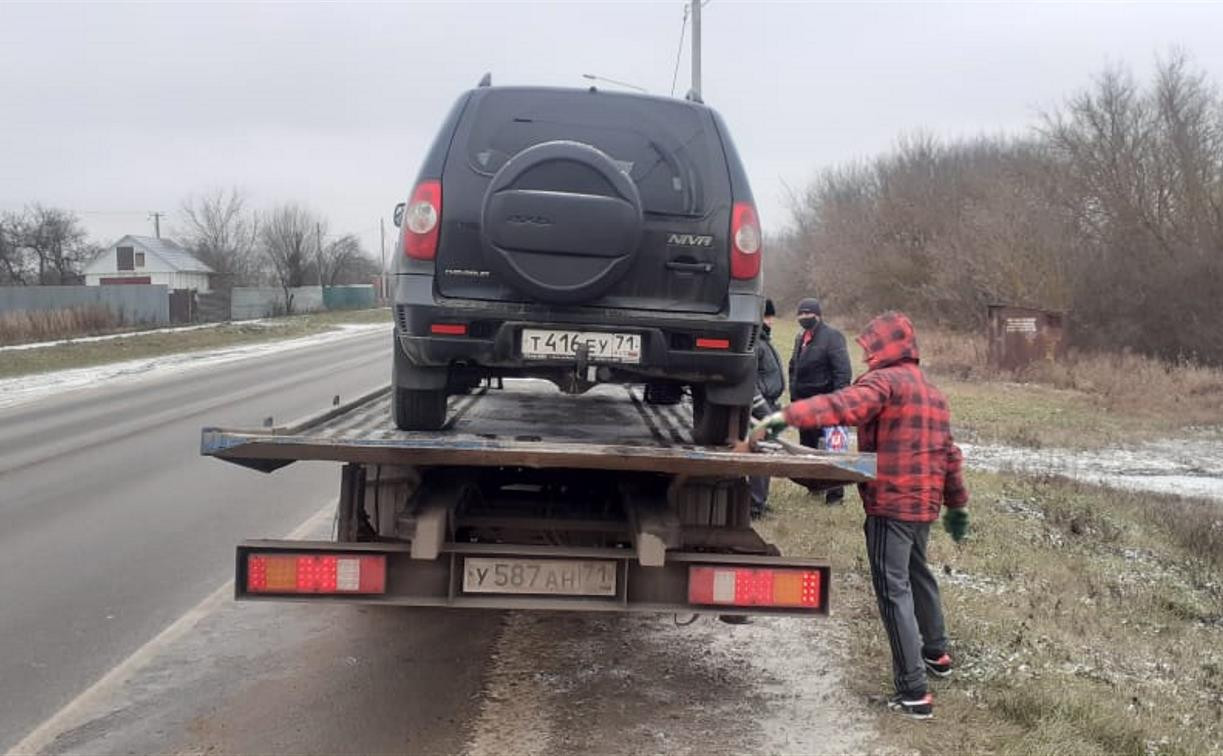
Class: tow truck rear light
403,180,442,260
688,566,822,609
430,323,468,336
695,337,731,350
729,201,762,280
247,554,386,594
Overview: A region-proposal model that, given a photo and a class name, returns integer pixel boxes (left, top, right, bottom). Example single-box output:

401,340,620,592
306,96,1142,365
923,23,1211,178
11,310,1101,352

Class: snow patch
0,320,246,351
0,323,388,411
962,439,1223,503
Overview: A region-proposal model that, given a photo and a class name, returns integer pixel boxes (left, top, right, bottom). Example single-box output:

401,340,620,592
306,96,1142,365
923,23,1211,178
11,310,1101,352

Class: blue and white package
821,425,850,452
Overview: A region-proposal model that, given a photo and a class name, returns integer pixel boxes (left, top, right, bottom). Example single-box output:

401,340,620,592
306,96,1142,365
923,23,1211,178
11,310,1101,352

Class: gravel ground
464,611,879,756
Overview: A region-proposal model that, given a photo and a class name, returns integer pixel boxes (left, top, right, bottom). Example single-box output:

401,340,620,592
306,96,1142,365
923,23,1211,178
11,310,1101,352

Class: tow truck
201,380,874,617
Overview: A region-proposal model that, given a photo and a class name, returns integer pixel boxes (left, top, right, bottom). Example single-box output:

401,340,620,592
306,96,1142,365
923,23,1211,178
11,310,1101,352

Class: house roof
95,235,215,274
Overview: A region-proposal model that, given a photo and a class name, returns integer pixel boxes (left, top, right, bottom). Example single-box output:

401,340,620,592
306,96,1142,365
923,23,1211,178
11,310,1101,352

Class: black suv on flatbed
392,84,764,444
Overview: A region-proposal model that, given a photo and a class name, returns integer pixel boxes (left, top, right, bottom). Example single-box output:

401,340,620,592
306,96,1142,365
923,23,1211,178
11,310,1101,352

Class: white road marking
5,501,337,756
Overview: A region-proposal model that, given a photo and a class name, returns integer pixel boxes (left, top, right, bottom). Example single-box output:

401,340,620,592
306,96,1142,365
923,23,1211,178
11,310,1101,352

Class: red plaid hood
856,312,919,371
784,309,967,522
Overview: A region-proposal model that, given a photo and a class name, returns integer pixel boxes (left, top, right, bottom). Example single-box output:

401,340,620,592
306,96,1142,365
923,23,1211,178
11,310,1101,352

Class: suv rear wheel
393,386,448,431
691,390,749,446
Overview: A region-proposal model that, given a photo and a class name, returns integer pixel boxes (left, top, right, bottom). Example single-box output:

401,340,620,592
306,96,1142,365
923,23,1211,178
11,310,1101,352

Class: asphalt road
0,326,504,753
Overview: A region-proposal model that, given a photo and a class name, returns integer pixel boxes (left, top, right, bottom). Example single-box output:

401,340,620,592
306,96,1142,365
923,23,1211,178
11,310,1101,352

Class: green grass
939,379,1134,448
0,308,391,379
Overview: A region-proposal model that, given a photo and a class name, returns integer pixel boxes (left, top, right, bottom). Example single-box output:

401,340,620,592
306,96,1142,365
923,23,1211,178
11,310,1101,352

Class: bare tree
0,211,30,285
9,205,98,284
178,188,261,289
259,203,317,313
318,233,380,286
1044,52,1223,361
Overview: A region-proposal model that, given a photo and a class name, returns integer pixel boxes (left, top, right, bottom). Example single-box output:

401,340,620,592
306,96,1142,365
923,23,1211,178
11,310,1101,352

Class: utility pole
690,0,701,98
316,223,324,287
148,211,164,239
379,217,388,301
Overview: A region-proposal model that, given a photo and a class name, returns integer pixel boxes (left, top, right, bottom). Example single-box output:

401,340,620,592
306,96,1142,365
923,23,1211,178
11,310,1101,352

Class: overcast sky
3,1,1222,261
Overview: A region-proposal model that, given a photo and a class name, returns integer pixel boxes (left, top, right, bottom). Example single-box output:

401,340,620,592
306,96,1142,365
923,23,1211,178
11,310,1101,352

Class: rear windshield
464,90,722,217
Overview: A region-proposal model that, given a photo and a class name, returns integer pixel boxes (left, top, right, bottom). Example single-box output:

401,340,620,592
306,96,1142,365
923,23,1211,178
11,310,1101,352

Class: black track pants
864,515,948,696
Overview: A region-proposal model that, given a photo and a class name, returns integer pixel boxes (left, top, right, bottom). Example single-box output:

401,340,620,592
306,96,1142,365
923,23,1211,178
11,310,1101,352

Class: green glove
943,508,969,543
751,410,789,440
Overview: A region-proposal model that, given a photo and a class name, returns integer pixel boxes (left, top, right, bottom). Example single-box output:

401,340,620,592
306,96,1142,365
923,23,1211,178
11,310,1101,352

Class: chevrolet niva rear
391,83,764,444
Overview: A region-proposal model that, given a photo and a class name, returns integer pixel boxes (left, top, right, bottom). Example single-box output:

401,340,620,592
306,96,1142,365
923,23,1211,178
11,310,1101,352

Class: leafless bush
778,53,1223,366
0,305,120,345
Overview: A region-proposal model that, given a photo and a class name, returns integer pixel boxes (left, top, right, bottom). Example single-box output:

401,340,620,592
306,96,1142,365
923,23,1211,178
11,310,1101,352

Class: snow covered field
962,438,1223,503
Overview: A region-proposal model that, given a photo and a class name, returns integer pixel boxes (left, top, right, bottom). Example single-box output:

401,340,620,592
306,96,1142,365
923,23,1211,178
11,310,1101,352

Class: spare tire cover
481,140,643,305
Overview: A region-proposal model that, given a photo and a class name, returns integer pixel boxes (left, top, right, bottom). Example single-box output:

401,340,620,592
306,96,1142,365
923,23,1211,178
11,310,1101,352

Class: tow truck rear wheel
392,387,448,431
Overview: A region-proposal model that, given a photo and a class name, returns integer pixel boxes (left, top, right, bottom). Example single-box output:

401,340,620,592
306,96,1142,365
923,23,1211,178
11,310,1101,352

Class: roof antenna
684,88,703,104
477,72,492,87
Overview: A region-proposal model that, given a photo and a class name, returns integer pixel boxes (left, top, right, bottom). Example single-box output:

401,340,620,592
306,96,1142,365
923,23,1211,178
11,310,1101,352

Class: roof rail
684,88,703,104
477,72,492,87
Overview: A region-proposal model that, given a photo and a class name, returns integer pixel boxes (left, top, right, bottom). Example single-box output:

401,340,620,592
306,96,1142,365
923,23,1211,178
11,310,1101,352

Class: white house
83,235,214,292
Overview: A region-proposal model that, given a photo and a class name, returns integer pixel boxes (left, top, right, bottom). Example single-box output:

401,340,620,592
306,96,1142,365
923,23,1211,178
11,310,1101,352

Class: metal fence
0,283,378,330
322,285,377,310
230,286,326,320
0,285,170,324
230,286,376,320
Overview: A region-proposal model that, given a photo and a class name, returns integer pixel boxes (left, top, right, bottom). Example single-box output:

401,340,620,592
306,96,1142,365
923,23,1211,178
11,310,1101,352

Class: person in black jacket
788,296,852,504
749,299,785,517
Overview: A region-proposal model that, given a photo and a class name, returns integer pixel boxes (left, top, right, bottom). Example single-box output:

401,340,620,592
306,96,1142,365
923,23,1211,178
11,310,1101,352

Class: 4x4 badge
667,233,713,247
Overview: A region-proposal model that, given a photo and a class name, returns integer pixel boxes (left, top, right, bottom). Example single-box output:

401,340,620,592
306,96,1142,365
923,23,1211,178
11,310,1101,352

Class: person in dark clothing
787,297,852,504
749,299,785,517
754,312,970,720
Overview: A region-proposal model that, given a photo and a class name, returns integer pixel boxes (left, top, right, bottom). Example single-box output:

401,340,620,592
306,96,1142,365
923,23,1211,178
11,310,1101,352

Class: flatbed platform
202,380,874,483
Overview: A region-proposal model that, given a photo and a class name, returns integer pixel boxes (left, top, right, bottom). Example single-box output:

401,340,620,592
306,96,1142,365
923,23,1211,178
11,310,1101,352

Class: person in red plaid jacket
753,312,969,720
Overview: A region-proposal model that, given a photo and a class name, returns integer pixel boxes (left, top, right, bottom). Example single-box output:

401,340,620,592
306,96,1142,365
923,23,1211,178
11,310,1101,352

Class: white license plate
463,558,617,597
521,329,642,364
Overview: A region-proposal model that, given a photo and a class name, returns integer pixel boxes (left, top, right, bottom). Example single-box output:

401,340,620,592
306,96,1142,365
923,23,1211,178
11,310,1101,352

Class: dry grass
0,307,391,379
0,305,122,346
920,326,1223,443
771,317,1223,447
756,473,1223,755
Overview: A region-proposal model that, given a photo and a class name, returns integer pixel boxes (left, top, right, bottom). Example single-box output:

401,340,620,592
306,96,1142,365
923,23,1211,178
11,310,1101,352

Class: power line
670,3,689,97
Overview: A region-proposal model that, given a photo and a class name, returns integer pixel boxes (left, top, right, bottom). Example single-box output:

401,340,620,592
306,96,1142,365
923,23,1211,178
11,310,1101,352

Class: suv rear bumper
394,274,760,401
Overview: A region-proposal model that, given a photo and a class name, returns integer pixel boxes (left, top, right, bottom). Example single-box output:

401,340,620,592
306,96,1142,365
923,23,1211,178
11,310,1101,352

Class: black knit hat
796,297,822,316
764,299,776,318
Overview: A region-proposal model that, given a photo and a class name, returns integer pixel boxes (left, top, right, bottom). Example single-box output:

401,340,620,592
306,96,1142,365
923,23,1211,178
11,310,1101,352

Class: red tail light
430,323,468,336
403,180,442,260
247,553,386,594
730,202,762,280
695,337,731,350
688,566,821,609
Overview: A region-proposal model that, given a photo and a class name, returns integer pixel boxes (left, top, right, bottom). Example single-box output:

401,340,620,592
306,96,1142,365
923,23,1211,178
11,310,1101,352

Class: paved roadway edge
5,500,338,756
